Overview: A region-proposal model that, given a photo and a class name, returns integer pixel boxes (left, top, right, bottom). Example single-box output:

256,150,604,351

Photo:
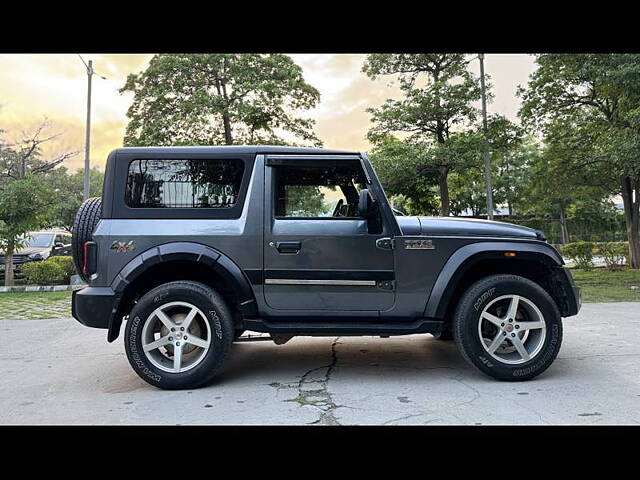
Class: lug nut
501,323,505,327
503,332,507,336
511,333,516,337
169,337,173,341
509,318,513,323
515,325,520,329
176,342,181,346
183,335,187,340
181,327,185,331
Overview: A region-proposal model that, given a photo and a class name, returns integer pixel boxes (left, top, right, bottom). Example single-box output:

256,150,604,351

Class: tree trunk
621,176,640,269
4,241,15,287
222,113,233,145
438,166,450,217
214,78,233,145
559,205,570,244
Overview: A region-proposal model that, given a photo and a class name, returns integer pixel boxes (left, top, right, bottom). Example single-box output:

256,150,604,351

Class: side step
243,318,444,336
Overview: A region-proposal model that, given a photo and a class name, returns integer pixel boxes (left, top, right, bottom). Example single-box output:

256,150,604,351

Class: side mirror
358,189,377,219
54,242,64,249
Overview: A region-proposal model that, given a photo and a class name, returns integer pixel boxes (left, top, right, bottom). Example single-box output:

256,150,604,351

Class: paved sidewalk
0,303,639,425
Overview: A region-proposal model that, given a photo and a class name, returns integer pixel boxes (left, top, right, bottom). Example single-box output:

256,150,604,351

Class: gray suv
71,146,581,389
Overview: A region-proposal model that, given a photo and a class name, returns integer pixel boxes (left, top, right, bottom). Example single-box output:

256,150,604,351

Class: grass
0,290,72,320
571,267,640,302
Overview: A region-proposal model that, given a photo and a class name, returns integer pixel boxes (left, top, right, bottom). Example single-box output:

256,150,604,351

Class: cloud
0,54,536,169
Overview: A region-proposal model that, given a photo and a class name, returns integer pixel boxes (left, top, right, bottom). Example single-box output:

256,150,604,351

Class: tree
45,167,104,231
486,115,525,216
120,54,322,147
0,120,76,183
519,54,640,266
0,120,77,284
0,176,56,285
362,54,485,216
369,136,440,215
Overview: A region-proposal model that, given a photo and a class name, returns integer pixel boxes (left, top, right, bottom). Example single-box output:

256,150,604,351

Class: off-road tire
453,274,562,381
124,281,234,390
71,197,102,282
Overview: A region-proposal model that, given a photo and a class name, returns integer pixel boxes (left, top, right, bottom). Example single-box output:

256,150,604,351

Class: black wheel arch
106,242,258,342
424,241,577,321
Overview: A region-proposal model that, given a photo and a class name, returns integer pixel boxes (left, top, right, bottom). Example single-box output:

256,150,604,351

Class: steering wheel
332,199,344,217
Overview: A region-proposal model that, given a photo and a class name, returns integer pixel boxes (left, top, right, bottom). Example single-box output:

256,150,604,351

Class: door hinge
376,237,394,251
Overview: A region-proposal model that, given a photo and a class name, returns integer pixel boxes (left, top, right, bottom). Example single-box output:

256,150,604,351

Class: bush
562,241,595,269
48,256,76,280
596,242,628,270
22,260,65,285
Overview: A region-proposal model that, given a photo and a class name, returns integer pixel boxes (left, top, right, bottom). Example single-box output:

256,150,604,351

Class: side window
274,161,367,219
125,159,245,209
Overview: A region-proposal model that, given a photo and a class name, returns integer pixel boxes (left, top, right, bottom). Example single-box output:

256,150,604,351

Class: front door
263,156,395,312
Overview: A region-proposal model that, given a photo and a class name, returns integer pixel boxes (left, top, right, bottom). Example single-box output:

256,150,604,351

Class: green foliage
363,54,485,216
120,54,321,147
596,242,629,270
21,259,65,285
369,136,440,215
0,175,56,250
47,255,76,279
284,185,328,217
518,54,640,267
562,241,595,269
44,167,104,231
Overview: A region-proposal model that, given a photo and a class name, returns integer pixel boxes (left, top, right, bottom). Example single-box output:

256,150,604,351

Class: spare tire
72,197,102,282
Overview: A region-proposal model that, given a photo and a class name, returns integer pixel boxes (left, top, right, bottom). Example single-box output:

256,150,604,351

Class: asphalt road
1,303,639,425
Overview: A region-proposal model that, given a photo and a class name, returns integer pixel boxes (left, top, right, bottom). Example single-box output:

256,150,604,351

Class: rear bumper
72,286,118,329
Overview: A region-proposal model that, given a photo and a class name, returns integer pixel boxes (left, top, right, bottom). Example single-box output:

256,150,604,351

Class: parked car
71,146,581,389
0,230,71,280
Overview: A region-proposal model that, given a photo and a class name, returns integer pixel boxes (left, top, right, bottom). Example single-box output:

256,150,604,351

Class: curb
0,285,85,293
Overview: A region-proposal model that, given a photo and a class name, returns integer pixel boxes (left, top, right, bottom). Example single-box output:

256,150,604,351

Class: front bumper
72,286,118,329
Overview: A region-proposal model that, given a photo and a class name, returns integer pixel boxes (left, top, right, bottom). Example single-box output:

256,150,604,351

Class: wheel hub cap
478,294,546,365
141,301,212,374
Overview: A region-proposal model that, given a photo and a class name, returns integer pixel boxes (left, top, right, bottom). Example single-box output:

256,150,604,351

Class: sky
0,54,537,172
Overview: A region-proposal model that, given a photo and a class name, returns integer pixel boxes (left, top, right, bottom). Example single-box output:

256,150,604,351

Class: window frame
270,159,368,221
110,152,254,219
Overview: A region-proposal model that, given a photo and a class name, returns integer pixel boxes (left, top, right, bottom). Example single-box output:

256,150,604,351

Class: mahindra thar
71,146,581,389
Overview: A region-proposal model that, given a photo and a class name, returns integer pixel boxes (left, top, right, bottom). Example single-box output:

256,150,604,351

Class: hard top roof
111,145,361,156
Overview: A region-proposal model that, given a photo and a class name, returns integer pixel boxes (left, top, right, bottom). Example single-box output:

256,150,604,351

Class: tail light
83,241,98,277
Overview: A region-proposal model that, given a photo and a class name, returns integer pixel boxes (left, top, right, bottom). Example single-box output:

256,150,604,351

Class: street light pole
83,59,93,202
78,56,106,201
479,53,494,220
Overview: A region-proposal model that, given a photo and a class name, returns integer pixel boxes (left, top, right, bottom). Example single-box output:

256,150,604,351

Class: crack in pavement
294,337,342,425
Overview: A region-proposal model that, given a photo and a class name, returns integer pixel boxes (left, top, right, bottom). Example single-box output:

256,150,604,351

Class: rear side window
125,159,245,209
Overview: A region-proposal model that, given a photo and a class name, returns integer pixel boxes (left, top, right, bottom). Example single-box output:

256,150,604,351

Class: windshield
23,234,55,248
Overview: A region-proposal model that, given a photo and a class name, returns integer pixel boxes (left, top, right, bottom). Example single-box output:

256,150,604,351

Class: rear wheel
453,274,562,381
124,281,234,390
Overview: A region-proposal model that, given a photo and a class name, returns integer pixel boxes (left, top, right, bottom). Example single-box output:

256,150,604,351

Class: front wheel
124,281,234,390
453,274,562,381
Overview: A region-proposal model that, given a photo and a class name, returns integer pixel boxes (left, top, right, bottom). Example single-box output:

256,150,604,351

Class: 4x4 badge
110,240,135,253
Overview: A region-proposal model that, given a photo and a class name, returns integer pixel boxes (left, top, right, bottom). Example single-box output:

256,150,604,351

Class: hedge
561,241,629,270
21,255,76,285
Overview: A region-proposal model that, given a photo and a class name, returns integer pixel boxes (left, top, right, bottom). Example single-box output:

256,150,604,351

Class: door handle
275,241,301,254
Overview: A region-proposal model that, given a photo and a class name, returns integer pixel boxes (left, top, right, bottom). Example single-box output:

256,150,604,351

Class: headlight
28,253,43,260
